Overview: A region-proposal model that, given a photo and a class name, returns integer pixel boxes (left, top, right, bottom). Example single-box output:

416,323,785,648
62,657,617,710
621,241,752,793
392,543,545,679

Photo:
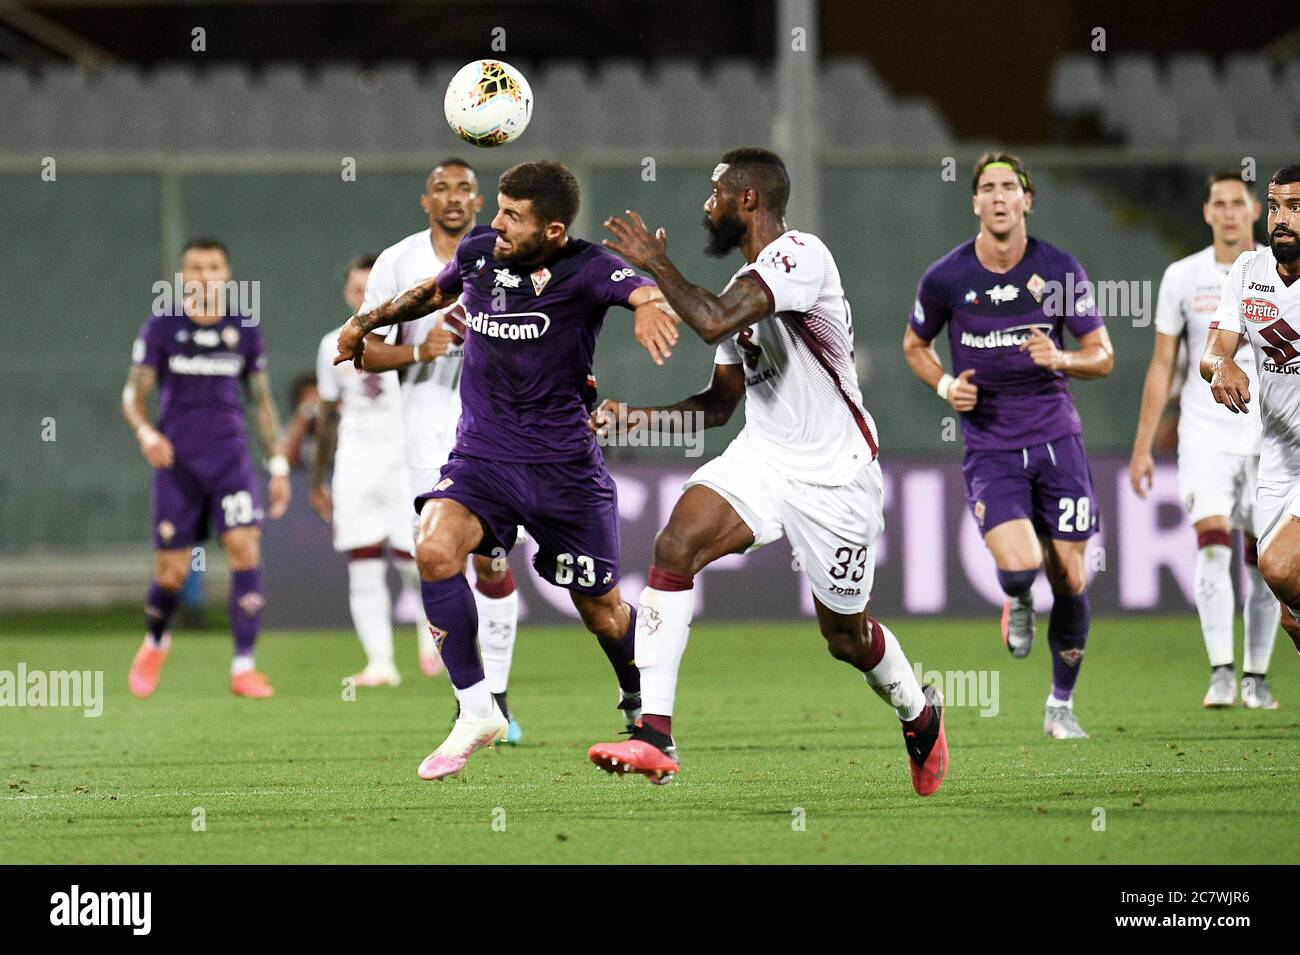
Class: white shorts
684,438,884,614
332,463,415,554
1254,478,1300,554
1177,447,1258,530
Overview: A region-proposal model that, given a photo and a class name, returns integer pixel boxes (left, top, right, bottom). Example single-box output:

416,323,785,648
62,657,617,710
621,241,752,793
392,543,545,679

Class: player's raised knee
652,525,700,576
416,534,465,582
1256,545,1293,595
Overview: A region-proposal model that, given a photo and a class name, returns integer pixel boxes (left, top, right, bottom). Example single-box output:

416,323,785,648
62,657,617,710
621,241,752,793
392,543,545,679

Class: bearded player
349,159,526,743
1130,172,1280,709
903,153,1115,740
312,254,436,687
586,148,948,795
1203,164,1300,662
123,238,291,699
334,161,677,779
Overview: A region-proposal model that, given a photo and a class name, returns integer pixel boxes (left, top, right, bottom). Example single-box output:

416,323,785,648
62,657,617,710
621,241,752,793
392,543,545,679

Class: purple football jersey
132,309,265,462
435,225,651,462
910,237,1104,451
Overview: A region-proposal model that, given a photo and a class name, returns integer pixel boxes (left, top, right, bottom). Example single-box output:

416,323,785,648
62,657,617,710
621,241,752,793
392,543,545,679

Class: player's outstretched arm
1201,326,1251,413
590,362,745,443
246,370,292,518
902,325,978,412
309,398,339,522
604,212,769,344
122,364,175,468
1021,326,1114,379
334,276,446,369
628,286,680,365
1129,332,1180,498
360,326,457,373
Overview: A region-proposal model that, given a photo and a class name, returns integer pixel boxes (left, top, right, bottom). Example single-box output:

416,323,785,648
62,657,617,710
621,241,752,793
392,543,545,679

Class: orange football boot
230,669,275,698
903,684,948,796
128,636,170,698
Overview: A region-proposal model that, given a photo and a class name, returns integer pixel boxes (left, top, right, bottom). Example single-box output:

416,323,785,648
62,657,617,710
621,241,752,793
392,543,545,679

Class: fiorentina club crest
1026,273,1046,302
427,624,448,652
1058,648,1085,667
530,267,551,296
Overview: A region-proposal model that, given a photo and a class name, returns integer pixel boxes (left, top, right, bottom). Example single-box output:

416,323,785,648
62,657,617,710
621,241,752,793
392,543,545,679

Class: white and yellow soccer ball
443,59,533,147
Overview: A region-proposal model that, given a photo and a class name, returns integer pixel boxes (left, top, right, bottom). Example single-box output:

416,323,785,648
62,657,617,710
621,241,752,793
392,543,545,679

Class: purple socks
1048,591,1090,701
230,568,264,657
421,575,484,690
145,580,180,644
596,605,639,696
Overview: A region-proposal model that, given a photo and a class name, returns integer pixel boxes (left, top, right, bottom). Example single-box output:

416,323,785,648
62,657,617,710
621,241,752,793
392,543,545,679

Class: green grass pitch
1,609,1297,864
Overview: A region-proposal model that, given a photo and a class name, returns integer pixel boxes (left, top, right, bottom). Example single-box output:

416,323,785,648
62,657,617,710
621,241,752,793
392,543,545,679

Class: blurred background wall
1,0,1296,615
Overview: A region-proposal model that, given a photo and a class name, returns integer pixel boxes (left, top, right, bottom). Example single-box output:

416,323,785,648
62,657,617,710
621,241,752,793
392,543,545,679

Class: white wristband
136,423,155,441
412,343,422,364
936,373,955,401
268,454,290,477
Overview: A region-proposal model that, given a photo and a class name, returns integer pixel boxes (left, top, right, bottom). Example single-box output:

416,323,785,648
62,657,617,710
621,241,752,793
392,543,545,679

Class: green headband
979,161,1029,190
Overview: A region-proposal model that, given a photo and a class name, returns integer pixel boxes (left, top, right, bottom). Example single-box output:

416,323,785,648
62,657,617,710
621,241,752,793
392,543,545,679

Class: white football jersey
364,228,464,472
1211,247,1300,482
1156,245,1263,457
714,230,878,486
316,327,406,479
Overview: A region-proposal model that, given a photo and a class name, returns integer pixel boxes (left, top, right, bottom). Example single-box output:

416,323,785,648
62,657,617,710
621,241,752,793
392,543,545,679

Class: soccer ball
443,59,533,147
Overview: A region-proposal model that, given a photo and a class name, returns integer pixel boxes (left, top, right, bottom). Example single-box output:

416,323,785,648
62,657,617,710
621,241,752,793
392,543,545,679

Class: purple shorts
151,452,262,550
962,433,1098,541
417,446,621,595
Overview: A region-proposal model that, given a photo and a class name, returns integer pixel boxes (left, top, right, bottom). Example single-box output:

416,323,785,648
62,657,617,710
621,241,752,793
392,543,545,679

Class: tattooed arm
603,212,770,345
246,370,292,519
334,277,447,370
122,364,174,468
309,398,339,521
590,361,746,440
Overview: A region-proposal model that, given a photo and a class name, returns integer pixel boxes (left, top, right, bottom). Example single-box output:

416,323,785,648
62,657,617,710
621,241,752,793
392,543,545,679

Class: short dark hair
426,158,476,192
720,147,790,215
498,161,580,227
972,151,1034,196
1268,165,1300,189
1204,171,1251,203
182,237,229,258
346,253,377,278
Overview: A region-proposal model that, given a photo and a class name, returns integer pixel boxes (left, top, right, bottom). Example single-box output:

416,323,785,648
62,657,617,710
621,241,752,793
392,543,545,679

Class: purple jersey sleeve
583,251,652,309
436,255,463,297
132,318,164,370
909,266,950,342
1062,254,1104,339
241,322,266,379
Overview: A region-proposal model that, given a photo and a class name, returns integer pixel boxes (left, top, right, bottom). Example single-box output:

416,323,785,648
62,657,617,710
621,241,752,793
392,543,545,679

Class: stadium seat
0,66,38,150
596,61,665,152
713,59,774,149
1047,53,1107,117
889,98,953,148
653,60,723,151
1223,54,1293,145
820,57,891,147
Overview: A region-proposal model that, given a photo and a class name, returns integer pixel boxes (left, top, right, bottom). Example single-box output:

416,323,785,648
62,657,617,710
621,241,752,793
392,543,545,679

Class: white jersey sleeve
714,339,742,365
1210,252,1250,334
316,330,341,402
738,233,827,315
1153,260,1187,337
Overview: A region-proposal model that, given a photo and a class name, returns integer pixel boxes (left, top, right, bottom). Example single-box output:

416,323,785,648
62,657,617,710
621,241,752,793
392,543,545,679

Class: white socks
864,620,927,722
1195,544,1235,668
349,558,395,669
454,679,495,720
231,655,254,675
395,559,435,661
1243,563,1280,674
474,588,519,695
636,586,694,717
